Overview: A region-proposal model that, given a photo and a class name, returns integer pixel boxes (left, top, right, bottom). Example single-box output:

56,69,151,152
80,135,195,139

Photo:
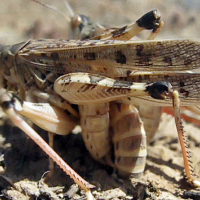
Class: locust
0,1,200,199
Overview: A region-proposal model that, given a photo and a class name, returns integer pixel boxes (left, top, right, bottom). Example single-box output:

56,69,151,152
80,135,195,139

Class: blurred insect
30,0,106,39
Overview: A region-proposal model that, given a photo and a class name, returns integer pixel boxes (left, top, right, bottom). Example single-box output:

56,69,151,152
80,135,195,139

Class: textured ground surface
0,0,200,199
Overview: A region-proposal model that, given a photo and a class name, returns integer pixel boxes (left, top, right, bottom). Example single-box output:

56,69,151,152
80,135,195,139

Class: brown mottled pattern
17,39,200,80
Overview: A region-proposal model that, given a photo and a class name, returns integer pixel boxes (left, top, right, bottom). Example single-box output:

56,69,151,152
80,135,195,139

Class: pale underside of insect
0,3,200,199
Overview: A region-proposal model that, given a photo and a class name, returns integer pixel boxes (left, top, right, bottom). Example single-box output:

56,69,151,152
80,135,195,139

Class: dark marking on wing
138,57,150,65
115,51,126,64
136,44,144,57
163,56,172,66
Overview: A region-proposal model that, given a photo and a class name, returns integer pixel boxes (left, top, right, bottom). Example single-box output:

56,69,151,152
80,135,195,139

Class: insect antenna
30,0,72,23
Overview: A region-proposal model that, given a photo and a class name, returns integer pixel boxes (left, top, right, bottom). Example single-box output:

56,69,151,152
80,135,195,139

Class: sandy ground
0,0,200,199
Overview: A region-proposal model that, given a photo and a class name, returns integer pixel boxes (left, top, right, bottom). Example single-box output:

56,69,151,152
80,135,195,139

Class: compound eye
71,15,83,30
